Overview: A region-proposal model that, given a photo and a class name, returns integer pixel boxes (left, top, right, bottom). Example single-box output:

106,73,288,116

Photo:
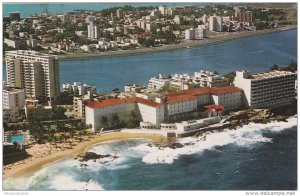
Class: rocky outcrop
77,152,118,162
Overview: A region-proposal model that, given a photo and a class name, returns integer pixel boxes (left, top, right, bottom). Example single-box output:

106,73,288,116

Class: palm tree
111,114,120,128
100,116,109,129
126,111,140,128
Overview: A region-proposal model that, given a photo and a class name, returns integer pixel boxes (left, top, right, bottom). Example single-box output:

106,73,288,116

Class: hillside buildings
5,50,60,102
233,70,296,108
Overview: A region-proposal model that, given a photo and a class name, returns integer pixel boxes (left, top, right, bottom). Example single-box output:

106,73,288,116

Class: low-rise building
85,97,164,131
233,70,296,108
148,74,171,89
124,84,146,93
3,86,25,110
63,82,97,96
3,109,20,123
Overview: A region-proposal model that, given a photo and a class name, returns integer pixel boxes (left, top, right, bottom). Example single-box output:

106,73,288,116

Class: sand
3,132,167,180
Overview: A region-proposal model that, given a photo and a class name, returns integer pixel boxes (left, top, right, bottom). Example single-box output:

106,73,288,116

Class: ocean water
2,30,297,93
3,116,297,190
3,3,207,18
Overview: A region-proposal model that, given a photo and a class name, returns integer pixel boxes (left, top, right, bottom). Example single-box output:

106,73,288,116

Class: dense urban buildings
5,50,60,102
234,70,296,108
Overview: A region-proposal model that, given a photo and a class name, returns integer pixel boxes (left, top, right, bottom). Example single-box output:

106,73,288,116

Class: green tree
223,71,236,83
126,111,140,128
100,116,109,129
280,60,297,72
111,114,120,128
270,64,279,71
52,106,67,120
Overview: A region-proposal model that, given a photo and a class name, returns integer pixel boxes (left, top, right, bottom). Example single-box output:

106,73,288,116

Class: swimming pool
9,134,25,144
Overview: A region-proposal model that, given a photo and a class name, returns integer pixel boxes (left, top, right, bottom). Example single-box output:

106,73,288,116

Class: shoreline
58,25,297,61
3,108,296,181
3,132,167,180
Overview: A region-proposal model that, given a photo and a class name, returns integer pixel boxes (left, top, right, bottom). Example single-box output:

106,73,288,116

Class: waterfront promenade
58,25,297,61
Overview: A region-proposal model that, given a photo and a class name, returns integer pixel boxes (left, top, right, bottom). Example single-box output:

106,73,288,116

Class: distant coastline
58,25,297,61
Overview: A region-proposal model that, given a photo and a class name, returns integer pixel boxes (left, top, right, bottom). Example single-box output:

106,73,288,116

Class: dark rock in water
78,152,116,162
147,143,152,147
169,142,184,149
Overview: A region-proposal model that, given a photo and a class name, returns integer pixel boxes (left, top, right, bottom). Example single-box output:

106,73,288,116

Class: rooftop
86,97,162,109
162,86,241,103
251,70,296,80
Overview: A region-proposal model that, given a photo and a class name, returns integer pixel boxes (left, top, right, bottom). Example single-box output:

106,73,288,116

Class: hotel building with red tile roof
85,86,243,131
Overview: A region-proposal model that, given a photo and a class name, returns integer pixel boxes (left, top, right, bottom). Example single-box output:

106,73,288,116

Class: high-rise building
159,5,166,16
233,7,241,17
61,13,70,23
5,50,60,102
185,28,195,40
116,9,123,19
87,22,99,39
209,15,223,32
174,15,182,25
233,70,296,108
237,11,253,23
9,12,20,21
146,22,157,32
166,8,174,17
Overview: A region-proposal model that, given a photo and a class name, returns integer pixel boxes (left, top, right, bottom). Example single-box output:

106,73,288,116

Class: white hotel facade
234,70,296,108
85,86,242,131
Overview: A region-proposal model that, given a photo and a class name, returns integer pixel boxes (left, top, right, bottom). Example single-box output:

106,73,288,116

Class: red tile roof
209,86,241,95
86,97,162,109
162,86,241,103
87,86,241,109
205,104,225,113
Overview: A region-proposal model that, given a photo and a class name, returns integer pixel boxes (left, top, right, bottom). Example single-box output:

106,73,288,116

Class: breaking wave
131,116,297,164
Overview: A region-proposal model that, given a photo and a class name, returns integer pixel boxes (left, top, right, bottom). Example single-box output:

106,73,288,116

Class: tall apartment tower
87,22,99,39
159,5,166,16
237,11,253,23
5,50,60,102
209,15,223,32
234,70,296,108
116,9,123,19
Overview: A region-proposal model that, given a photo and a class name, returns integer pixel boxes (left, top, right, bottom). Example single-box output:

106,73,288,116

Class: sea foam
132,116,297,164
49,174,104,190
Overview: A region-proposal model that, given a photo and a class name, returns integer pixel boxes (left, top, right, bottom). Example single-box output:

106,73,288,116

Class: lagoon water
3,117,297,190
2,30,297,93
